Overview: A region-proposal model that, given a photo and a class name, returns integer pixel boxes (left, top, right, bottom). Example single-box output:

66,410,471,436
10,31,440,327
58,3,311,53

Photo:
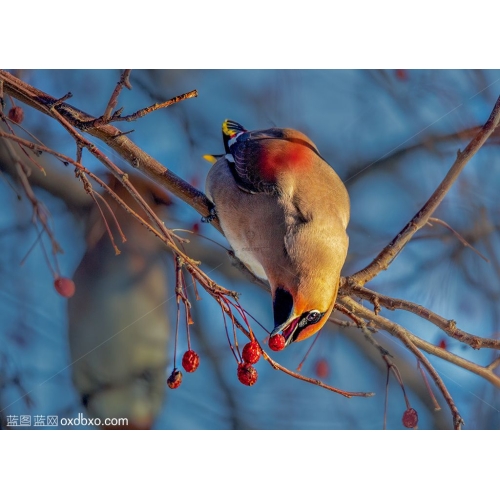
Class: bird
68,174,172,429
205,120,350,348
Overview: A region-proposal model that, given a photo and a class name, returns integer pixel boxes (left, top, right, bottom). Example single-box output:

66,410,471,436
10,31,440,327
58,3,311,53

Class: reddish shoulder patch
258,141,312,182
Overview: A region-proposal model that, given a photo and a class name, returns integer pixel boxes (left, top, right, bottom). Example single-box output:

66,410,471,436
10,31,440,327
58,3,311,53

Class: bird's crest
222,119,247,152
222,119,246,138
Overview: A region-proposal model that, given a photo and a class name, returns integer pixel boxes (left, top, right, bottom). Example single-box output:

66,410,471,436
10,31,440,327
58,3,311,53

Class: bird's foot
201,206,217,223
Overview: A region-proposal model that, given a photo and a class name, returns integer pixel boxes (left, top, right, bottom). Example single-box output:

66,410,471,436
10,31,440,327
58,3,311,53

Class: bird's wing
228,132,319,195
229,138,277,194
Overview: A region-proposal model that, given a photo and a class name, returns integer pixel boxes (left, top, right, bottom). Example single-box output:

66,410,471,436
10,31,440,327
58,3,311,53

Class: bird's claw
201,206,217,223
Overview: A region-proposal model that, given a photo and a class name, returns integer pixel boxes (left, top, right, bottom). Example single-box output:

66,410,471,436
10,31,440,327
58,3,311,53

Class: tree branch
346,283,500,350
350,94,500,285
102,69,132,122
338,296,500,390
338,296,467,428
0,70,217,229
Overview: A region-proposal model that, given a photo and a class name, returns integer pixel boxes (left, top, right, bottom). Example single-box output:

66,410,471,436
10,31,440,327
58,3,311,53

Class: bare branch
107,89,198,123
346,283,500,350
338,296,464,428
0,70,217,227
338,296,500,390
102,69,132,122
351,94,500,285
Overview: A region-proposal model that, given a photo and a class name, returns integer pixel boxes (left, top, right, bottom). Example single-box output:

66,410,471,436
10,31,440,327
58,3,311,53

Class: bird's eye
306,310,321,324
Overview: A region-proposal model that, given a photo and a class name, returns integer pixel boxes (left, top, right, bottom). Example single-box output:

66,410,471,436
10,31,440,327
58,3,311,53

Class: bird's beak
271,315,301,347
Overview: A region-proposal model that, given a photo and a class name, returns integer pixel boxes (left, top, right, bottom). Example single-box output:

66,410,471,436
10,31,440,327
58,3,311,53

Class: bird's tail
202,154,223,165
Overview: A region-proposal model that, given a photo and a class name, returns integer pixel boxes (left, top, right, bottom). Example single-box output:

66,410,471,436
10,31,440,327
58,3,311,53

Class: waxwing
68,174,171,429
206,120,350,347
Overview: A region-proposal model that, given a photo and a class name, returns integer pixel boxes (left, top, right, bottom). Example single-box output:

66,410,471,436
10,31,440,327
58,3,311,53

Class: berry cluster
237,340,262,386
167,350,200,390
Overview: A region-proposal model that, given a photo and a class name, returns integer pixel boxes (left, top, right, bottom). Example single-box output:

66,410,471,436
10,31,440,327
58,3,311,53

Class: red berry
438,339,447,350
8,106,24,124
237,363,258,386
242,341,261,364
167,369,182,389
402,408,418,428
54,277,75,298
315,358,329,379
268,334,286,352
182,350,200,373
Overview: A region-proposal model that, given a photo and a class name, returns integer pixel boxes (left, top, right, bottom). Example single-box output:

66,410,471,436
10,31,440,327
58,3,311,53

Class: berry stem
297,329,323,372
218,298,241,363
220,295,242,359
181,270,193,351
417,360,441,411
225,296,255,340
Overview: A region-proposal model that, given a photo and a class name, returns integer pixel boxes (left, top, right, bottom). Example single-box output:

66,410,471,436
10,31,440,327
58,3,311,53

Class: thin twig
102,69,132,122
0,130,166,242
416,360,441,411
260,349,375,398
5,142,62,256
106,90,198,123
428,217,489,262
88,190,122,255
